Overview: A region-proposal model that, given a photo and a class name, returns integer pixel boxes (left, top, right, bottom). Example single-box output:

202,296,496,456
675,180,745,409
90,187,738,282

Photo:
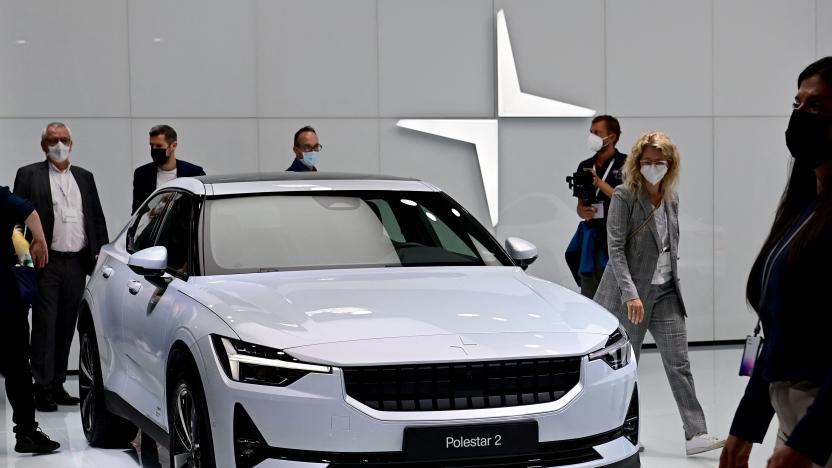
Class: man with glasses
13,122,109,412
287,126,323,172
571,115,627,298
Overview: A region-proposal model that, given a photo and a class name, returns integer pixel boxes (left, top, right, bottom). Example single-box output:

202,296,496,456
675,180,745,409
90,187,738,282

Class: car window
203,191,512,274
127,192,175,253
154,193,193,276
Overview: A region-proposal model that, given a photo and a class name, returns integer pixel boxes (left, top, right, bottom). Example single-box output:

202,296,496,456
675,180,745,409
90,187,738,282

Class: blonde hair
623,131,681,198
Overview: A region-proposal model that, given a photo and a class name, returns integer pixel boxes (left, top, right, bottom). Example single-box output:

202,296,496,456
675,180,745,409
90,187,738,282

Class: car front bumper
196,336,639,467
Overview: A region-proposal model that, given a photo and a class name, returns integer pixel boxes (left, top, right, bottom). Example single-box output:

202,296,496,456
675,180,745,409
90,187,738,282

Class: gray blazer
593,185,686,317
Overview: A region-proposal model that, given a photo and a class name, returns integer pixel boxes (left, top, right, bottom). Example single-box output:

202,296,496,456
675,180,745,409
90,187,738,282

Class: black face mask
785,109,832,168
150,147,169,166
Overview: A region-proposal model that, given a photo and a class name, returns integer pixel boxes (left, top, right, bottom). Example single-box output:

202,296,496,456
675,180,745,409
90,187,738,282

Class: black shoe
34,389,58,412
15,428,60,454
52,385,80,406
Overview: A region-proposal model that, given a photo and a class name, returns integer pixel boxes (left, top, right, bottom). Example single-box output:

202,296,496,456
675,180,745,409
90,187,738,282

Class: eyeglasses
297,143,323,152
639,160,669,167
44,137,71,146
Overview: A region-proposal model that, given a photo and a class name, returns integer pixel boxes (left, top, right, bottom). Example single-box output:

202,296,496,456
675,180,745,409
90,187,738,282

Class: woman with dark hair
721,56,832,468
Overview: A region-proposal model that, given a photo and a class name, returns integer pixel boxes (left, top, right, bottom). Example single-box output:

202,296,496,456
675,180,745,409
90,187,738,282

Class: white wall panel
714,117,791,340
128,0,257,117
0,0,130,117
258,119,380,173
714,0,815,116
378,0,494,118
818,0,832,57
606,0,712,117
257,0,378,118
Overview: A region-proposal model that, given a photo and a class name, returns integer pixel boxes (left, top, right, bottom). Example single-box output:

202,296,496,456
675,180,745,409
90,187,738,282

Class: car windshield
203,191,512,274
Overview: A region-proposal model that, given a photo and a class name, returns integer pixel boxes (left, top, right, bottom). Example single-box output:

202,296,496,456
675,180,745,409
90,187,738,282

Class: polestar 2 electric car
79,173,640,467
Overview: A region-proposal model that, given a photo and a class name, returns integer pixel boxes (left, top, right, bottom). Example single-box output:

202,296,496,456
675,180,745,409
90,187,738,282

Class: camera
566,169,597,205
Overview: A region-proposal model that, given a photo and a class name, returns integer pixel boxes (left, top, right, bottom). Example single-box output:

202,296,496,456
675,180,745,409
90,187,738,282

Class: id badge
739,335,763,377
592,202,605,219
62,207,80,224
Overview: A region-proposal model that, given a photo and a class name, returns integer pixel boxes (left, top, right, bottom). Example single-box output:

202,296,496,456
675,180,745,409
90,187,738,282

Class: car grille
342,357,582,411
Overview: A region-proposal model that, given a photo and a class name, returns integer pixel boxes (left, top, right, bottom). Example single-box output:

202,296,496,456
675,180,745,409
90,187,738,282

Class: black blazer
132,159,205,213
13,161,109,275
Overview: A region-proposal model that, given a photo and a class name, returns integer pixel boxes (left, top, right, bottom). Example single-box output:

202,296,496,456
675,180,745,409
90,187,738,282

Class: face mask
301,151,320,168
587,133,605,153
785,109,832,168
47,142,70,163
151,147,169,166
640,164,668,186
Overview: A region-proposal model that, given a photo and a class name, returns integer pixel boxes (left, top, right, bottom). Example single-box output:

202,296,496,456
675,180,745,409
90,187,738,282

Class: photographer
567,115,627,298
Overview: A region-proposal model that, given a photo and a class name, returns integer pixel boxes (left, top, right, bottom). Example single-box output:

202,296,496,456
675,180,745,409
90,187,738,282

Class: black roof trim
195,172,420,184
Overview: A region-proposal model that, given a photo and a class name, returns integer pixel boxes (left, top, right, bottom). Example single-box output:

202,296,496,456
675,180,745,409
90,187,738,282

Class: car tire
79,327,138,447
168,364,216,468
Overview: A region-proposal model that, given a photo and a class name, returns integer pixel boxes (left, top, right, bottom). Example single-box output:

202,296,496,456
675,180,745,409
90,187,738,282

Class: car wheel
169,369,215,467
79,327,137,447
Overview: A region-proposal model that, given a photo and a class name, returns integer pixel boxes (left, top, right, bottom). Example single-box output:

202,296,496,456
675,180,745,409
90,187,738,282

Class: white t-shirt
157,167,177,188
651,201,673,285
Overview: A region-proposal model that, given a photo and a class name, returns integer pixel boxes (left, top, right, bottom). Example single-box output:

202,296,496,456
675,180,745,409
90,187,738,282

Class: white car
80,173,640,468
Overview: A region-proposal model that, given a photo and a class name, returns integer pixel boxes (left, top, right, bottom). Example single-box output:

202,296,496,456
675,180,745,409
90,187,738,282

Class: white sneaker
685,433,726,456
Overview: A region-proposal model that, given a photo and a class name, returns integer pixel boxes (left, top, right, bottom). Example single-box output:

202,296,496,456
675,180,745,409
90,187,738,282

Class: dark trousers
579,251,605,299
31,254,85,389
0,269,37,434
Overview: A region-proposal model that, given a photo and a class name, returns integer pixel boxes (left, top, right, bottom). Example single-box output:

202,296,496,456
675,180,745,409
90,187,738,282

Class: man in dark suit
132,125,205,213
13,122,109,412
0,187,60,453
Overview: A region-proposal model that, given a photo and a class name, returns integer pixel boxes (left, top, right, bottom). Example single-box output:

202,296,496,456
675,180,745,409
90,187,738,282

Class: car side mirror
505,237,538,270
128,246,168,278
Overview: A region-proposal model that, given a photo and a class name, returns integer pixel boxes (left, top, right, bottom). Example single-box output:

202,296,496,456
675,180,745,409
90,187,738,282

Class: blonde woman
593,131,724,456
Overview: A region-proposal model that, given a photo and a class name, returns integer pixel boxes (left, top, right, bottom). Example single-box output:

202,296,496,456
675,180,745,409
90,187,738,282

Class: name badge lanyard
755,212,815,336
595,159,615,199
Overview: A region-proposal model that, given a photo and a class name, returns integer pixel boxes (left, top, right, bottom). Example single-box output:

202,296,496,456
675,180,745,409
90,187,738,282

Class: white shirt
156,167,177,188
48,162,87,252
651,201,673,285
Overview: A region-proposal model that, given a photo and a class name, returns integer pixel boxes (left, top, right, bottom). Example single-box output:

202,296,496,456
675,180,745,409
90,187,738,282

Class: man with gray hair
13,122,109,412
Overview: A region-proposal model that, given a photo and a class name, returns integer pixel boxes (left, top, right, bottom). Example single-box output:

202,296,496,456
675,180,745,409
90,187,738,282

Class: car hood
183,266,618,360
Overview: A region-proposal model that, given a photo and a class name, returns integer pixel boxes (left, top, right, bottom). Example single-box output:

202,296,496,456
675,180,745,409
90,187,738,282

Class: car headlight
588,326,632,370
211,335,331,386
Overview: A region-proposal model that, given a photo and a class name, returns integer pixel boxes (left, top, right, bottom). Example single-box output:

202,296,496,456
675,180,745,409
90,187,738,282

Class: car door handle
102,266,114,278
128,280,143,295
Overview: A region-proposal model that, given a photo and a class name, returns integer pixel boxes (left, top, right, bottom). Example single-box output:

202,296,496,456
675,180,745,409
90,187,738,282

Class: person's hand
29,236,49,269
767,445,812,468
719,435,753,468
579,205,596,221
626,298,644,324
586,167,600,186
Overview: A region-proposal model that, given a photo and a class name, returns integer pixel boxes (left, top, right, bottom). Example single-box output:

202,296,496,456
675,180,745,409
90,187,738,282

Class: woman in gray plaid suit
593,131,724,456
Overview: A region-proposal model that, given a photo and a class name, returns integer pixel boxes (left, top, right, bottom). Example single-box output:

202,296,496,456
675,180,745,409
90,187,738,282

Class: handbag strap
627,203,660,242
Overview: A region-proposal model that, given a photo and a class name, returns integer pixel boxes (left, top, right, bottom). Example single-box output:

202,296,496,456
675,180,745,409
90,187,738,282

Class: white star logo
398,10,596,227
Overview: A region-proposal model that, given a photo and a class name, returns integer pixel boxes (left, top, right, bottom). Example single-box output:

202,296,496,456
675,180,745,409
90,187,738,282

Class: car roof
157,172,440,197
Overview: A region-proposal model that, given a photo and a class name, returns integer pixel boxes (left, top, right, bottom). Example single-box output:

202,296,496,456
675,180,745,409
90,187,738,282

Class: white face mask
640,164,668,186
47,142,70,164
587,133,608,153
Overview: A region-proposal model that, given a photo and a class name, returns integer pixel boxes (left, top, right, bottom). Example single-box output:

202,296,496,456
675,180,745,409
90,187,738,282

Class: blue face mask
301,151,320,168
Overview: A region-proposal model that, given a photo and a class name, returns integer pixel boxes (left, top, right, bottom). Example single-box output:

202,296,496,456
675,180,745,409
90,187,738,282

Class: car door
120,191,197,426
100,192,172,395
